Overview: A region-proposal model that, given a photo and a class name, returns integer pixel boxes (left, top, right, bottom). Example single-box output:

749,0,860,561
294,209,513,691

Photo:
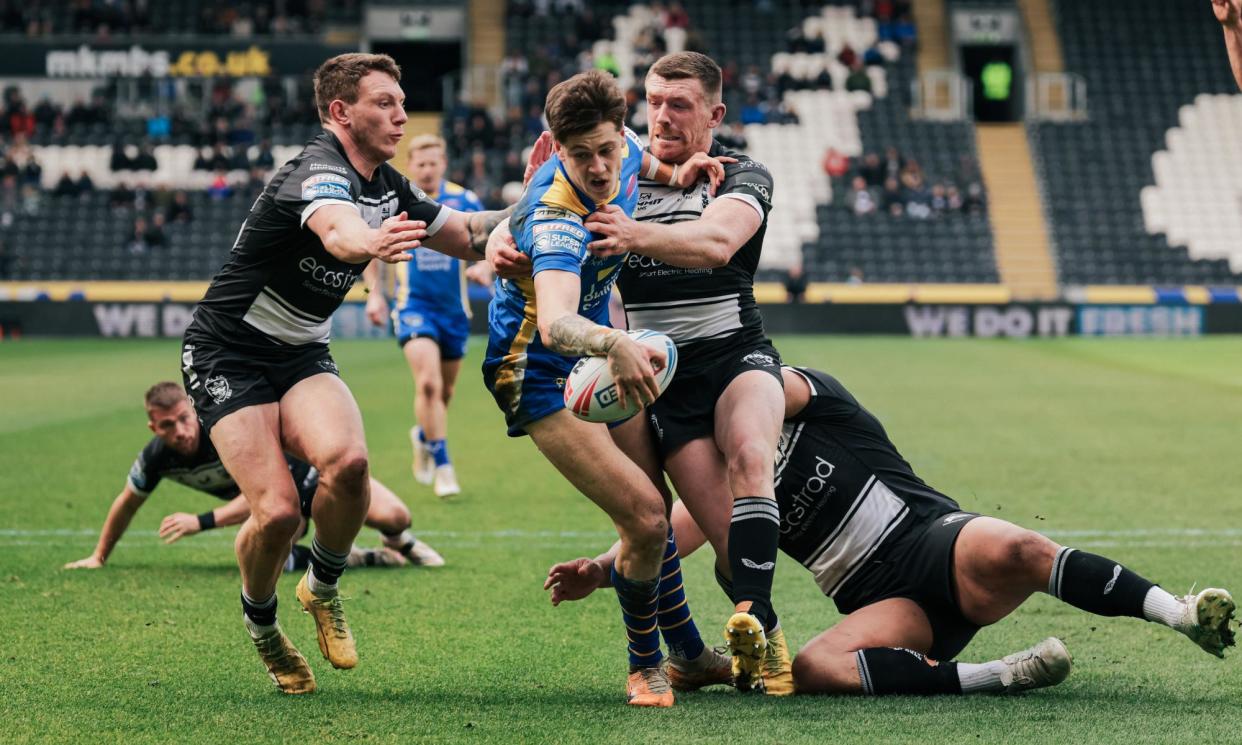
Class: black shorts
181,333,340,435
647,337,783,455
834,511,982,661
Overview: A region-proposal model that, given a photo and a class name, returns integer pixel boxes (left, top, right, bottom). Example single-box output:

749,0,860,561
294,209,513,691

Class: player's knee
379,500,412,532
621,507,668,557
253,501,301,540
441,382,456,404
321,448,370,494
417,377,442,402
1002,529,1057,579
726,439,773,489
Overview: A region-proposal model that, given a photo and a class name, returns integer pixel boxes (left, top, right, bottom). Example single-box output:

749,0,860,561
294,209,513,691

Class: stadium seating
1031,0,1242,285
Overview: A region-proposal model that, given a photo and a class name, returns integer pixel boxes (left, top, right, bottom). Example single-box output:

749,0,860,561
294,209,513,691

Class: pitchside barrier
4,299,1242,339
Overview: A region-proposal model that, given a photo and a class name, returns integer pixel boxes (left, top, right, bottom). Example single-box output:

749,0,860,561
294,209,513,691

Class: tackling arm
422,206,516,261
64,485,147,568
585,197,762,268
305,204,425,265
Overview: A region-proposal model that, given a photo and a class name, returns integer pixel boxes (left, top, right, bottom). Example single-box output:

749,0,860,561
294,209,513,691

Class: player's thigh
279,373,368,472
403,337,444,388
714,369,785,470
663,436,732,554
793,597,934,693
527,410,666,537
209,403,300,524
953,516,1059,626
608,413,673,506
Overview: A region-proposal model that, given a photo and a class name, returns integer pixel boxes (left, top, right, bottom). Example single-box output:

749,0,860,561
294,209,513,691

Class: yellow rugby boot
250,625,316,694
627,666,675,707
296,575,358,669
724,611,767,693
1175,588,1237,658
761,626,795,696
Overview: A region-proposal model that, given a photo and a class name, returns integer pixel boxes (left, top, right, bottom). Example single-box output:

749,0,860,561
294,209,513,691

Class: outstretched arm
544,500,709,604
584,196,762,268
64,485,146,569
422,206,516,260
1215,0,1242,89
158,495,252,544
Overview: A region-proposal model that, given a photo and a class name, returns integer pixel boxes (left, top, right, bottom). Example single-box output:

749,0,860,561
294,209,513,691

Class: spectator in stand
74,170,94,195
947,184,964,212
206,171,232,200
859,152,884,187
33,97,57,130
245,167,267,196
126,217,151,254
229,143,251,171
110,141,133,171
253,138,275,169
8,101,34,138
109,182,135,209
838,43,858,68
0,238,11,279
501,151,525,186
930,183,949,216
845,61,872,93
881,177,904,216
822,147,850,182
52,171,79,198
784,262,808,304
166,190,193,224
848,266,865,284
740,94,769,124
965,182,987,214
716,122,748,151
146,213,167,248
664,1,690,29
21,154,41,188
0,173,16,222
846,176,877,217
883,146,904,181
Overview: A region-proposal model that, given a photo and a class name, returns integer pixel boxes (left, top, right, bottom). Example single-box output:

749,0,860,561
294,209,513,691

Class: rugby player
491,51,793,693
482,69,730,707
364,134,487,498
545,366,1238,696
1212,0,1242,89
63,382,444,572
180,52,512,694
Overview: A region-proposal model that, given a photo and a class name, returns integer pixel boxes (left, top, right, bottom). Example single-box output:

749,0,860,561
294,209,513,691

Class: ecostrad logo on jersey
781,456,836,535
299,257,358,291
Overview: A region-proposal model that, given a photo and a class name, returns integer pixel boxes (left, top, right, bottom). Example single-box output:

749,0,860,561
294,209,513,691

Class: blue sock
657,527,705,660
417,428,427,444
611,566,663,670
427,439,450,467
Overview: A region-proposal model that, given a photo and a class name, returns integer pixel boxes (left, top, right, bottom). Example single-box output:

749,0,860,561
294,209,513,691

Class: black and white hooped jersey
618,139,774,369
127,435,315,501
188,131,451,350
774,367,960,598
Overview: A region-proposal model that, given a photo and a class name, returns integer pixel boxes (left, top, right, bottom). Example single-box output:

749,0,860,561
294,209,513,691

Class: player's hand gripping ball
563,330,678,423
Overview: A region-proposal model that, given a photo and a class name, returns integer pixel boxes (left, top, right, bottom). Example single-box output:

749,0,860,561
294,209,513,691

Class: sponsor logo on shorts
741,558,775,571
301,173,352,202
649,412,664,443
205,375,232,404
309,163,348,175
742,351,775,367
317,359,339,375
942,513,971,526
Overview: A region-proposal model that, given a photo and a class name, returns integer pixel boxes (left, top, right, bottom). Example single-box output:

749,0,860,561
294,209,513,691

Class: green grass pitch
2,337,1240,744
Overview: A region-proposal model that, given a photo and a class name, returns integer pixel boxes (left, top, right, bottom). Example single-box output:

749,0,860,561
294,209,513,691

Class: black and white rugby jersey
127,435,315,501
188,131,450,350
774,367,960,598
618,139,774,372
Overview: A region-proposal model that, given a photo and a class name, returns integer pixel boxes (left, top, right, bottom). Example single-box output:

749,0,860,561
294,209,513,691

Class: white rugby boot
999,637,1072,693
1173,588,1236,658
432,463,460,498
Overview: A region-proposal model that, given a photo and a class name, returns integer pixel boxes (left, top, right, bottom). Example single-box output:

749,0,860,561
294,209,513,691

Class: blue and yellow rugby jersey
394,179,484,316
484,126,645,435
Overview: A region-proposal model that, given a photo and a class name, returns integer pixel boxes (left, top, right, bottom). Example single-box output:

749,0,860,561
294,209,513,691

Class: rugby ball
563,329,679,423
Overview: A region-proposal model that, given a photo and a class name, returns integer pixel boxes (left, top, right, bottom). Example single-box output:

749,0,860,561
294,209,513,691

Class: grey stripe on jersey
625,293,743,344
300,198,359,227
803,476,911,597
774,421,806,487
241,287,332,345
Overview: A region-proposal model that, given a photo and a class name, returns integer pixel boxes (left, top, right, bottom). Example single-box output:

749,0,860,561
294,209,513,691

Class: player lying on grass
64,382,444,572
545,366,1237,696
482,69,732,708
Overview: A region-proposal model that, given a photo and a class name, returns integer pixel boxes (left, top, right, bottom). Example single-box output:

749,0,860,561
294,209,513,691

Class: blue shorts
482,337,576,438
394,306,469,361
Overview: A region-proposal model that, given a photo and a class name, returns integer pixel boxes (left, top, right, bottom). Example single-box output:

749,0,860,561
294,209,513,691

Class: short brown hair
543,69,626,144
407,134,447,155
313,53,402,124
144,381,187,414
648,52,723,103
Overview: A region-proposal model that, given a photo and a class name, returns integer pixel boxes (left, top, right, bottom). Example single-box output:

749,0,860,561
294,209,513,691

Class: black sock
856,648,962,696
309,535,349,586
1048,547,1153,619
383,529,417,557
714,566,779,630
728,496,781,629
240,591,277,627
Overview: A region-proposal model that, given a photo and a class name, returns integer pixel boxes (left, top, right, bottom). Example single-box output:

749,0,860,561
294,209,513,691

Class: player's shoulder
137,435,171,466
787,366,861,417
442,181,465,196
715,141,771,180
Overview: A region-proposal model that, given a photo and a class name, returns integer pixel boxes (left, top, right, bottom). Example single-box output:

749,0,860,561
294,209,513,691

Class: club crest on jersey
205,375,232,404
742,350,776,367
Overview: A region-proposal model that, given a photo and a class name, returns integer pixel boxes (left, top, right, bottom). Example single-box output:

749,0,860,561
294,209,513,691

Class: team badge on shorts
742,351,776,367
205,375,233,404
